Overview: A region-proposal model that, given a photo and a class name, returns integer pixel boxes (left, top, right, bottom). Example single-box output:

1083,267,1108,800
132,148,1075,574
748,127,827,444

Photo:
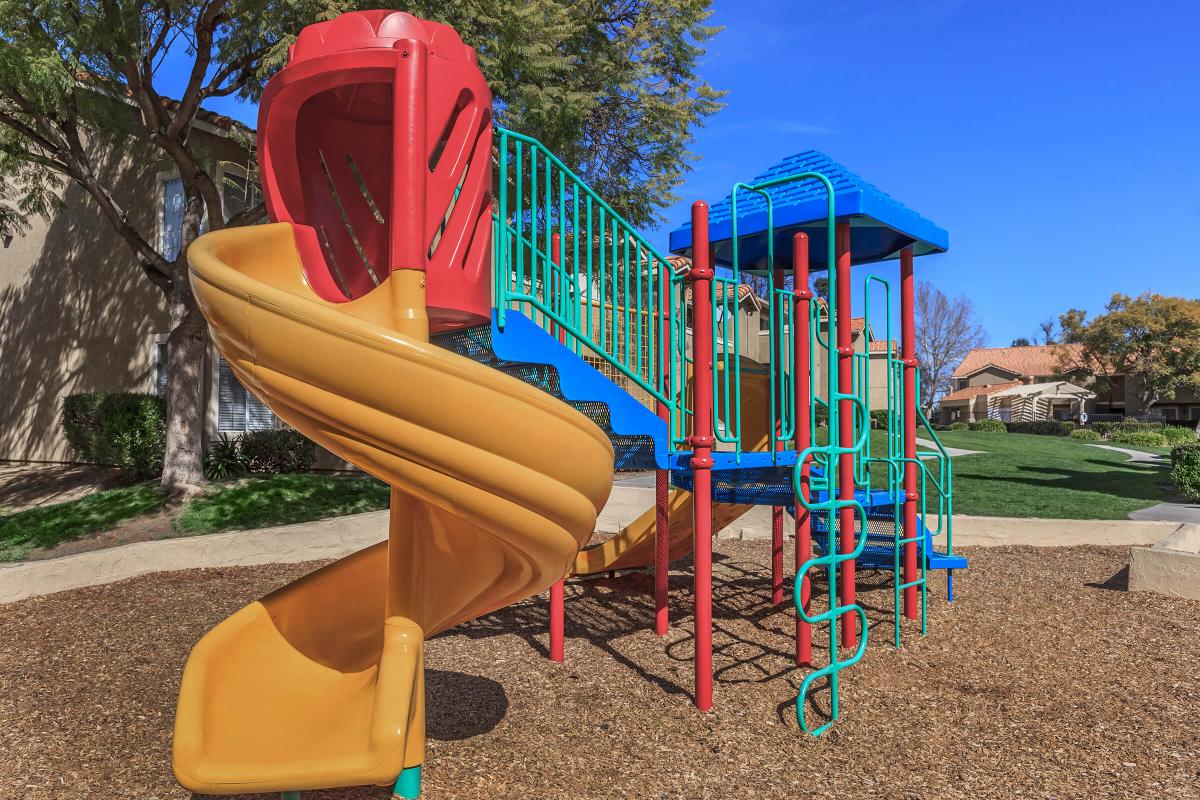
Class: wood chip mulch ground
1,542,1198,799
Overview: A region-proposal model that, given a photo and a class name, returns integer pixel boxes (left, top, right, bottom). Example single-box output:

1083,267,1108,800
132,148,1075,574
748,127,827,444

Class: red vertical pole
655,259,671,636
793,233,813,667
549,231,566,662
390,39,426,277
900,247,919,620
835,222,857,651
771,269,785,607
552,232,566,345
689,201,715,712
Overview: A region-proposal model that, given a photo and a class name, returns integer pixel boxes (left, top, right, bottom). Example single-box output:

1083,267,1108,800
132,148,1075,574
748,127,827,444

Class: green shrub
61,392,105,461
1069,428,1101,441
1170,444,1200,500
1095,420,1174,438
239,429,316,474
1160,426,1198,446
969,419,1007,433
204,434,249,481
1005,420,1073,436
61,391,166,481
1111,431,1168,448
948,422,969,431
869,409,890,430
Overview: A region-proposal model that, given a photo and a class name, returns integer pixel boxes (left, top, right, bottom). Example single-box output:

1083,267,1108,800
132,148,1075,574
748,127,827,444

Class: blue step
433,311,667,471
808,508,967,572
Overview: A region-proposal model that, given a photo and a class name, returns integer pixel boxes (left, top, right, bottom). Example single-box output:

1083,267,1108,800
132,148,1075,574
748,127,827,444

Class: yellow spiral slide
173,223,614,794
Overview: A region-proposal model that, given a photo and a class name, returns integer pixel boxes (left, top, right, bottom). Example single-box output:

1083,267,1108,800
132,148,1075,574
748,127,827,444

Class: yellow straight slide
572,364,775,576
173,223,614,794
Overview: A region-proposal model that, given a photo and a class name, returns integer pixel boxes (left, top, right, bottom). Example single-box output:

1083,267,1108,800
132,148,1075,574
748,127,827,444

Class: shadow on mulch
1,542,1198,800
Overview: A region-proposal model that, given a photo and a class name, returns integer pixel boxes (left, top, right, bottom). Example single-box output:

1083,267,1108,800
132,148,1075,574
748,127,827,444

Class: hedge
1159,426,1197,446
1111,431,1168,448
1069,428,1101,441
1170,444,1200,500
61,392,166,481
968,419,1007,433
947,422,969,431
238,429,317,474
1005,420,1073,436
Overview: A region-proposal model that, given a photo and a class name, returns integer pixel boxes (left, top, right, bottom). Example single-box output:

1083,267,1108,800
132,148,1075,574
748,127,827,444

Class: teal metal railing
493,127,692,445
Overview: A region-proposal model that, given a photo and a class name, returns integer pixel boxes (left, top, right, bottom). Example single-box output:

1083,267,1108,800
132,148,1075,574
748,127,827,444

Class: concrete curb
1129,523,1200,601
0,486,1185,604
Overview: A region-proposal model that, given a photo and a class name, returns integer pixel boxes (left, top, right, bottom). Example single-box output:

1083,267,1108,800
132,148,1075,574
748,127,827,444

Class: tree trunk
161,281,208,493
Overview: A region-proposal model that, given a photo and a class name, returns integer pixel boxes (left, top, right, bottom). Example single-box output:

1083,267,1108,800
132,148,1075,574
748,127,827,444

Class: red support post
771,268,785,607
655,259,671,636
688,201,716,712
549,580,564,662
835,222,857,651
552,232,566,345
549,231,566,662
900,246,919,620
793,233,813,667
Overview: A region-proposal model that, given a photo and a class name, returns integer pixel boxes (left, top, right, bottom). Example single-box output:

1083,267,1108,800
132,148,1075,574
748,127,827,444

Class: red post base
655,467,669,635
549,579,564,662
771,506,784,605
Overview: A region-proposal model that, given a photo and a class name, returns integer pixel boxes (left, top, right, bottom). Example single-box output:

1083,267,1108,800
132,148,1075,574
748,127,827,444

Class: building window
220,167,260,222
155,341,169,397
160,176,186,260
1162,407,1177,421
217,357,276,431
160,169,258,261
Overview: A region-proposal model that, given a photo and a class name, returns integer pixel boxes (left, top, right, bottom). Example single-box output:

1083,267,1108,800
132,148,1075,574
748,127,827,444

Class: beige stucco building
0,105,266,464
938,344,1200,424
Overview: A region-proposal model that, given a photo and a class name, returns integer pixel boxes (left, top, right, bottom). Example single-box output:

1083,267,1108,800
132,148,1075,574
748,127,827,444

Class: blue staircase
433,311,668,471
435,308,963,582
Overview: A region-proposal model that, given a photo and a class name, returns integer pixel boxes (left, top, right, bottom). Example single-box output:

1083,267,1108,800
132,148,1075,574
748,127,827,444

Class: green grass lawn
927,431,1173,519
0,473,390,561
0,432,1175,561
175,473,391,535
0,484,166,560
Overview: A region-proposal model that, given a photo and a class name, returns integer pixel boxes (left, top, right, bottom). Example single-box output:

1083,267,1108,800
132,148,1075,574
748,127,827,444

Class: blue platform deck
667,150,948,272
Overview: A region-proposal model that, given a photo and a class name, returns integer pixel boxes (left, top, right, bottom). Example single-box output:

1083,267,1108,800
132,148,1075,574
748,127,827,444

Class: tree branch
167,0,231,138
226,201,267,228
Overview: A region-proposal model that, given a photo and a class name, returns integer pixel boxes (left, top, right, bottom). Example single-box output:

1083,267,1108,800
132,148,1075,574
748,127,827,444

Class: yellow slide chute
173,223,613,794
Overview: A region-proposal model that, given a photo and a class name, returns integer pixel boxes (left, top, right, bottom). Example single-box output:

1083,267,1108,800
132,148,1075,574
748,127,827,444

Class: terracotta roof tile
951,344,1082,379
939,380,1022,403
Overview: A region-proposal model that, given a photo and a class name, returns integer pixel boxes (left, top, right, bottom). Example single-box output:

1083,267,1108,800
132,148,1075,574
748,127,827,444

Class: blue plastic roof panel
667,150,948,272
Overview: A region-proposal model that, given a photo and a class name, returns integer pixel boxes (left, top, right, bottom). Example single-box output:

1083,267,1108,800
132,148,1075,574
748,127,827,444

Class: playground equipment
173,10,965,797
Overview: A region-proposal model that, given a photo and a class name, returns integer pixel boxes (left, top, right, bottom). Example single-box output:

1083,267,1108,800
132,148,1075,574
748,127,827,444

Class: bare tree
914,282,988,411
1036,317,1058,345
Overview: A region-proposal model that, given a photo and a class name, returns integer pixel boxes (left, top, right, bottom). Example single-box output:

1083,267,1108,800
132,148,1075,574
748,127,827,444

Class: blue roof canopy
667,150,948,272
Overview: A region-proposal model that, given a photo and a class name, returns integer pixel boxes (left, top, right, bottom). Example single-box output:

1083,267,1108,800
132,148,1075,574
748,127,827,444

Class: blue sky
176,0,1199,346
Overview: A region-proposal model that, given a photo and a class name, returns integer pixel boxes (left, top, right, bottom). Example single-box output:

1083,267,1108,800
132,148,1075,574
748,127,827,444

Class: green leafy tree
1058,293,1200,413
0,0,722,490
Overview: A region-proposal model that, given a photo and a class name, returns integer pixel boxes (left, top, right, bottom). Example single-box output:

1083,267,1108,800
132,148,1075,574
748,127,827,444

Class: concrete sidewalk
0,484,1182,604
